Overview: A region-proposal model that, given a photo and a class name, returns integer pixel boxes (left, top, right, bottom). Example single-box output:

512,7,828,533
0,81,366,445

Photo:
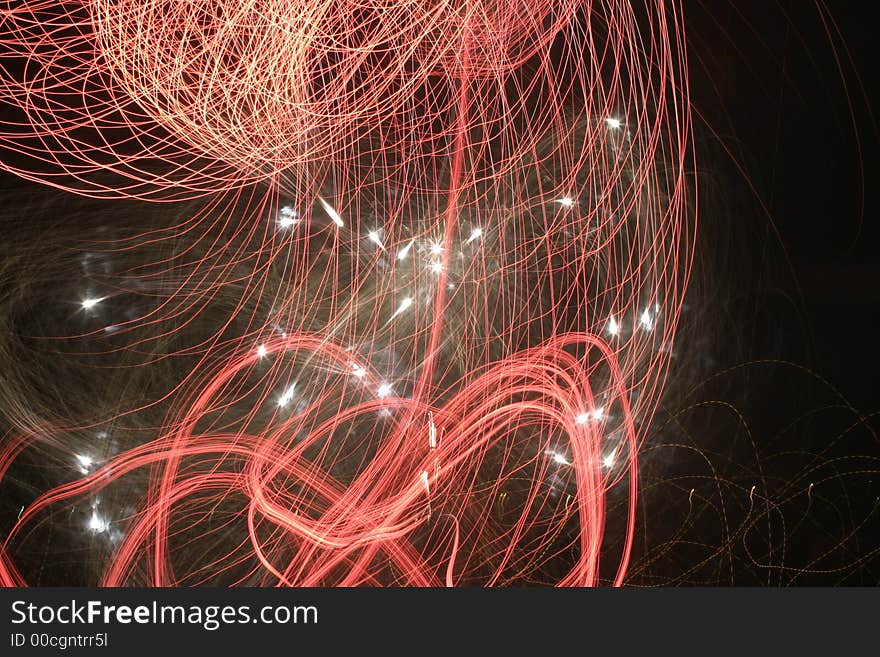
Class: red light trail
0,0,694,586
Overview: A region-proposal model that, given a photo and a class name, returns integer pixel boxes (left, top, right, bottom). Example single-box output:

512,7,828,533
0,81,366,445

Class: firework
0,0,694,586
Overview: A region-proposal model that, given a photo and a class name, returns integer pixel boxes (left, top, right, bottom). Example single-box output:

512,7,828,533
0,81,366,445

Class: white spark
367,230,385,250
277,206,298,228
377,382,393,398
466,227,483,244
576,407,604,426
557,196,575,208
88,511,109,533
256,344,268,358
602,449,617,469
351,363,367,379
430,243,444,256
390,296,413,320
75,454,93,474
428,412,437,449
552,452,570,466
420,470,430,494
640,308,654,331
80,297,105,310
605,117,622,129
277,384,296,408
607,315,620,336
430,260,443,274
318,197,344,227
397,240,415,260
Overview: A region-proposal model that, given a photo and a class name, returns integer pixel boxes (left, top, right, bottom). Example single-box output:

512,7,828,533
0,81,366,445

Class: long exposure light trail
0,0,695,586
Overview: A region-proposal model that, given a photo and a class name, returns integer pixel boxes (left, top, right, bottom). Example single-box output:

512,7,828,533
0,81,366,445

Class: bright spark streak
575,413,590,425
351,363,367,379
256,344,268,358
421,470,430,494
466,227,483,244
603,450,617,469
390,296,413,320
428,412,437,449
75,454,93,468
430,260,443,274
605,117,622,129
557,196,574,208
640,308,654,331
88,511,109,533
278,206,298,228
397,240,414,260
552,452,570,466
430,243,444,256
607,315,620,336
368,230,385,250
318,197,344,227
80,297,105,310
277,384,296,407
593,407,605,421
377,382,393,398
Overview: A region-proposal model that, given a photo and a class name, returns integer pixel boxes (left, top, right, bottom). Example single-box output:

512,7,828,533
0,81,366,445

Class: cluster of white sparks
64,116,657,540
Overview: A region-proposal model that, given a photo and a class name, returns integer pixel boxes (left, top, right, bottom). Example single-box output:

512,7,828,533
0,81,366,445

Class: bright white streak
397,240,415,260
368,230,385,250
318,197,344,227
80,297,105,310
608,315,620,336
390,296,413,320
277,206,298,228
88,511,109,533
277,384,296,407
603,449,617,469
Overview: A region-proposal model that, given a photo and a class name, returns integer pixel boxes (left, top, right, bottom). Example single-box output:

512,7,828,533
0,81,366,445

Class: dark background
645,0,880,584
689,1,879,406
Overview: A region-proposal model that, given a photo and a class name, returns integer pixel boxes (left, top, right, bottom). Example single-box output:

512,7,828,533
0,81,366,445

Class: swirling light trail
0,0,694,586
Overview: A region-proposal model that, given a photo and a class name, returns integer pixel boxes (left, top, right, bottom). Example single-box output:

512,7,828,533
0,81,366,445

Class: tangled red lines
0,1,694,585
